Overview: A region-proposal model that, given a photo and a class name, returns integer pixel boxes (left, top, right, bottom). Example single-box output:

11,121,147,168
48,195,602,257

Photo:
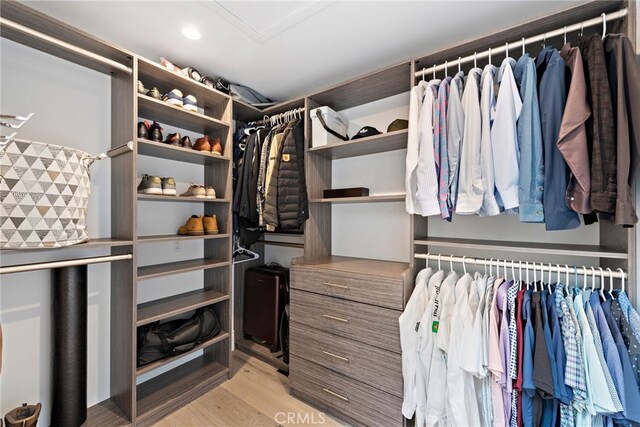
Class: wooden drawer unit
291,266,404,310
290,355,403,427
290,289,401,353
290,322,402,397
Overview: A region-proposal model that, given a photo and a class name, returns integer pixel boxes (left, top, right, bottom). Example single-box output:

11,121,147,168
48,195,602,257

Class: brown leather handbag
4,403,41,427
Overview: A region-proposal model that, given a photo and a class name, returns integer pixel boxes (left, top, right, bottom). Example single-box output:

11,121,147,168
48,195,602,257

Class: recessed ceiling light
182,27,201,40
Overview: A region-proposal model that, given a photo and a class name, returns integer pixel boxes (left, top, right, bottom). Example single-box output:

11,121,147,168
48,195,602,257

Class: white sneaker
162,89,183,107
205,186,216,199
180,184,206,198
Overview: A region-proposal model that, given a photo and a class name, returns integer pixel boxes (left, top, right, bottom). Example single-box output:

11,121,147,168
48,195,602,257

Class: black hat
351,126,382,140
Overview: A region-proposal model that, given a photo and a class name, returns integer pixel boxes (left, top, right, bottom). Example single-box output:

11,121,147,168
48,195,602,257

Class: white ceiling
23,0,578,102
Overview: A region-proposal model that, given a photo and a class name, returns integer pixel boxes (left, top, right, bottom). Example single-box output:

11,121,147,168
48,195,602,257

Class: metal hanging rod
1,254,132,275
415,8,628,78
251,107,306,126
414,253,627,280
0,17,132,75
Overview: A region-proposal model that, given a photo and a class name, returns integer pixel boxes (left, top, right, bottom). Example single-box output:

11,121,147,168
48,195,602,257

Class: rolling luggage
244,264,289,351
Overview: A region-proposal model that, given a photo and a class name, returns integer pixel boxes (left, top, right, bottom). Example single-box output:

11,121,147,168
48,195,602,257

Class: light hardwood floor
154,351,347,427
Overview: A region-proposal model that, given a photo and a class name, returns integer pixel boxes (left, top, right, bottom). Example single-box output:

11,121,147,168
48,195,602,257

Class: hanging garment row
400,255,638,427
233,109,308,245
405,30,640,230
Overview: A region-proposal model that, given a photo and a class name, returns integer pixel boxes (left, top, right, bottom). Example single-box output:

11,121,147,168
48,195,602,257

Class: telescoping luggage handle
313,108,349,141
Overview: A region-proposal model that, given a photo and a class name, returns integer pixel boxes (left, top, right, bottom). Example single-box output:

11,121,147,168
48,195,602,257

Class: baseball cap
351,126,382,140
387,119,409,132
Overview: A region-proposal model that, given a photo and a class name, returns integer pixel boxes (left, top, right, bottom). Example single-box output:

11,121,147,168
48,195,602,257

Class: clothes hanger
503,259,508,282
617,268,625,294
489,258,493,277
606,268,614,299
462,256,467,275
598,267,605,296
488,47,492,66
601,13,607,40
233,239,260,264
556,264,561,287
542,33,547,49
547,263,553,292
580,22,584,37
444,61,448,78
519,261,523,284
484,258,487,276
563,26,567,45
425,252,431,269
422,68,426,82
591,267,596,292
438,253,442,272
432,65,436,81
458,57,462,74
582,266,588,291
505,42,509,59
522,37,526,57
511,260,516,285
525,261,530,288
532,262,538,291
474,52,477,68
449,255,454,273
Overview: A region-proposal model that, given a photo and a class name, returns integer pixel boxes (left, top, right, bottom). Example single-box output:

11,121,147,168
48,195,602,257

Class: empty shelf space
137,258,229,280
236,337,288,372
137,138,230,165
137,331,230,376
137,288,229,326
308,129,408,159
84,398,129,426
138,94,229,134
137,57,230,106
137,356,228,424
310,194,406,204
0,238,133,254
414,237,628,259
137,193,230,203
137,233,230,244
233,99,263,122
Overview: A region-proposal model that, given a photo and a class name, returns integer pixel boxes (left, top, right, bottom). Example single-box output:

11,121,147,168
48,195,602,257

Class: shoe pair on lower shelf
178,214,218,236
181,183,216,199
137,174,175,196
193,135,223,155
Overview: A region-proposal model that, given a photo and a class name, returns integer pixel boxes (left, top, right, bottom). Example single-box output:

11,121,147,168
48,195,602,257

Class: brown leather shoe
203,215,219,235
164,132,181,146
210,137,223,156
4,403,41,427
177,215,204,236
193,135,211,152
181,135,193,149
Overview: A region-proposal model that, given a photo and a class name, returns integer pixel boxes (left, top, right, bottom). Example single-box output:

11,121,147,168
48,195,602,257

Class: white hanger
445,61,448,77
542,33,547,49
591,267,596,291
450,255,454,272
556,264,561,286
511,260,516,283
548,263,553,292
606,268,614,299
525,261,530,286
462,256,467,275
522,37,526,56
458,57,462,73
425,252,431,268
505,42,509,59
488,47,492,65
519,261,523,283
503,259,508,281
580,22,584,37
617,268,625,294
438,253,442,271
474,52,477,68
601,13,607,40
598,268,605,295
433,65,436,81
422,68,426,82
489,258,493,276
533,262,537,290
564,26,568,45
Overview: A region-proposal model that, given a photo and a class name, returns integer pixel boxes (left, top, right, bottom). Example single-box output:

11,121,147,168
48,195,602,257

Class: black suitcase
244,264,289,351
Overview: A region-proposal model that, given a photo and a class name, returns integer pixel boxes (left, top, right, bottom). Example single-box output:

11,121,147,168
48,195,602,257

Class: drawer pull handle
323,314,349,323
324,282,349,290
323,387,349,402
323,350,349,362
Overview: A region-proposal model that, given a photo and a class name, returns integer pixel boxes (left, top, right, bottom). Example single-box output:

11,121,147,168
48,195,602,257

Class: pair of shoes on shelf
138,120,163,142
178,215,218,236
181,183,216,199
138,81,161,100
137,174,176,196
162,89,198,113
163,132,193,149
193,135,223,155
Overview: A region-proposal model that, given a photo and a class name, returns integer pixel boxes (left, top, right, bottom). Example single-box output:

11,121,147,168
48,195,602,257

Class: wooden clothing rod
0,16,132,75
415,8,628,78
414,253,627,280
0,254,132,275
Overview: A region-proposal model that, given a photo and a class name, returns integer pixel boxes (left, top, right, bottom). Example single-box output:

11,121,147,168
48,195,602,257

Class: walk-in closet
1,1,639,426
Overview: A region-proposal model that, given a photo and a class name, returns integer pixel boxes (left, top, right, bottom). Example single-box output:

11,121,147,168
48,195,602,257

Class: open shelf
309,194,406,204
233,99,263,122
308,129,408,159
137,193,229,203
84,398,129,426
137,138,230,165
137,94,229,134
236,337,288,372
136,356,229,424
137,288,229,326
137,332,230,376
137,258,229,280
414,237,629,259
137,57,230,107
137,233,230,244
0,238,133,254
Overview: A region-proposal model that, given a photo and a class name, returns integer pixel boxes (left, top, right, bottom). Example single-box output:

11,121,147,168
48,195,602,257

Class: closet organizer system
0,0,637,426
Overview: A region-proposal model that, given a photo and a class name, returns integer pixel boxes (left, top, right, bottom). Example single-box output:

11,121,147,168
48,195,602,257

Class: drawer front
291,267,403,310
290,355,403,427
290,289,401,353
290,322,402,397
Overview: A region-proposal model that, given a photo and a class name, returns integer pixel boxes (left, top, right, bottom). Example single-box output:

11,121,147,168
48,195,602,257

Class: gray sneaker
138,174,162,195
161,177,177,196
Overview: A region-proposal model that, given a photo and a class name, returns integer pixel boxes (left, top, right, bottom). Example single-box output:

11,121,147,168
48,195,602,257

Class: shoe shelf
136,331,230,376
138,94,229,134
414,237,629,259
309,194,406,204
137,288,230,326
137,233,231,244
308,129,408,160
0,238,133,254
136,356,229,425
84,398,130,426
137,258,229,281
137,57,231,112
137,194,230,203
137,138,230,165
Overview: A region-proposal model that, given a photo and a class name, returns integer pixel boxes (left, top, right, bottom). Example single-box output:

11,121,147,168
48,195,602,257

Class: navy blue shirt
540,290,559,427
536,47,581,231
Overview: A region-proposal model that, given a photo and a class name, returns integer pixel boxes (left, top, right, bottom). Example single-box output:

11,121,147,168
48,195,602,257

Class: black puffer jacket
263,120,308,230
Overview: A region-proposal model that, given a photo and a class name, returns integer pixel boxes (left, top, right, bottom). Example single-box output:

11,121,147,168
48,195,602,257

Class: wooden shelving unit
137,138,230,165
309,194,406,204
137,258,229,280
137,289,230,326
137,233,230,243
308,129,408,159
0,238,133,254
137,194,229,203
138,94,228,133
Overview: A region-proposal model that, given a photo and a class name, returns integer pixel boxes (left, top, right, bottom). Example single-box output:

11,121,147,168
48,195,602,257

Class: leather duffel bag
137,306,221,367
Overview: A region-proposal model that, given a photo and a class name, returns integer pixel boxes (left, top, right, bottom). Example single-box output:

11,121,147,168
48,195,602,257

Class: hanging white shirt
447,72,465,212
479,64,501,217
491,58,522,211
456,68,484,214
415,80,442,217
399,267,433,421
406,82,426,215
